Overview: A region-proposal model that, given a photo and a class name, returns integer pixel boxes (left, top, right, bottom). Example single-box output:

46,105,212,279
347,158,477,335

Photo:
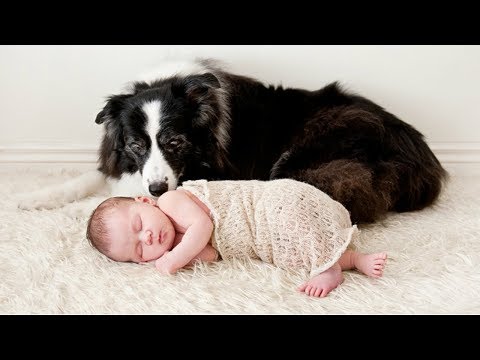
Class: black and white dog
19,58,447,223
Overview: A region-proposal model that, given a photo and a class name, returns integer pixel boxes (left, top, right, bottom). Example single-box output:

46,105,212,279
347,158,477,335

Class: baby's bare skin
298,250,387,298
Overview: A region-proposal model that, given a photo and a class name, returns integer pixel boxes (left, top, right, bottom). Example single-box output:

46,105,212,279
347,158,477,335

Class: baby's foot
354,252,387,278
298,262,344,298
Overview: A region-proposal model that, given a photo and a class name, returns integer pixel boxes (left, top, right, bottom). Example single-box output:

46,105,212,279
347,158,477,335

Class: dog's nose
148,181,168,197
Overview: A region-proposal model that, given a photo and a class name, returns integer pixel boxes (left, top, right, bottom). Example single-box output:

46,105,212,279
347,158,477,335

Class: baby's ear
135,196,157,206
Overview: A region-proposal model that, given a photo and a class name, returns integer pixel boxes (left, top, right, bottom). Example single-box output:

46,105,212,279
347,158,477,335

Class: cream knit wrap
180,179,358,277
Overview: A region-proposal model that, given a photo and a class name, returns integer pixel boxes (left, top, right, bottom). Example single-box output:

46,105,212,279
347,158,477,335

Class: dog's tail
16,170,107,210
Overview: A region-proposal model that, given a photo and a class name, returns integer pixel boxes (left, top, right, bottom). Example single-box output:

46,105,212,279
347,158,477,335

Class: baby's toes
374,259,386,266
372,269,383,277
377,252,388,260
308,286,323,297
304,285,314,295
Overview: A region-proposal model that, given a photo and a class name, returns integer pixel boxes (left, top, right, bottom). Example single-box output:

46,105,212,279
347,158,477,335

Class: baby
86,179,387,297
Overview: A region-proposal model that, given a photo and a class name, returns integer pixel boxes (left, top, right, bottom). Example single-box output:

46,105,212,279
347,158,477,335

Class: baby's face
106,198,175,263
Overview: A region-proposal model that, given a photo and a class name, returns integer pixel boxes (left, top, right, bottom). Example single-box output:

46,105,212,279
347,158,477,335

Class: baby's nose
141,230,153,245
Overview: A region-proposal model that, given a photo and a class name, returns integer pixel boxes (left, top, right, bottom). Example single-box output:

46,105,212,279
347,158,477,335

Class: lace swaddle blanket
180,179,358,277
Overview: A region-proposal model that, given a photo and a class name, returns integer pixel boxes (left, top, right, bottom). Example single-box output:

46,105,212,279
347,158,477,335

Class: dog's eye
161,136,187,152
129,142,146,155
165,138,183,150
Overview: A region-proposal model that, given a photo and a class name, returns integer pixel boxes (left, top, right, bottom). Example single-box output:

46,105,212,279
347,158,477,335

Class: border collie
18,58,447,223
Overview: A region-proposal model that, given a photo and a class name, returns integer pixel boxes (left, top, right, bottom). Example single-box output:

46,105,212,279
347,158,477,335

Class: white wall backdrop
1,45,479,166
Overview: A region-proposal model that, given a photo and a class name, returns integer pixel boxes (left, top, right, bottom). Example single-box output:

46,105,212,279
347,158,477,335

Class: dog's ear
97,106,129,177
95,93,134,176
171,73,221,101
95,94,132,124
186,72,221,91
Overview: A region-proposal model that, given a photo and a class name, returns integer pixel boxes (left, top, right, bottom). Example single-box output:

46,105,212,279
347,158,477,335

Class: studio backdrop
1,45,479,173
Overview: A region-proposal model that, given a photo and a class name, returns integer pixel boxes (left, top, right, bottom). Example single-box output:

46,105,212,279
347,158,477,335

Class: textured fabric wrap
180,179,358,277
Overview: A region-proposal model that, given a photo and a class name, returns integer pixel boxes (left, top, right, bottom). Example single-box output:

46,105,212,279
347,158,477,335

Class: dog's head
95,72,230,197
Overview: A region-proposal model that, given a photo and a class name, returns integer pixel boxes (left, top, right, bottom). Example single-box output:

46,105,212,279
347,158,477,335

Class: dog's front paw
15,191,61,210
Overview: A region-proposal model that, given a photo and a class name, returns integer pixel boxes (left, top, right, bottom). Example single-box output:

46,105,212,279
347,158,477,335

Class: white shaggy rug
1,166,479,314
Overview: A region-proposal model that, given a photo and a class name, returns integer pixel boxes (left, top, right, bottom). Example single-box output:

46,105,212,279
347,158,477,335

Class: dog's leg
272,157,395,224
16,170,107,210
109,171,147,197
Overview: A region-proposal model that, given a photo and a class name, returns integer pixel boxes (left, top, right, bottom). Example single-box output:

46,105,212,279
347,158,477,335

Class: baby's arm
173,232,218,265
189,244,218,264
155,190,214,274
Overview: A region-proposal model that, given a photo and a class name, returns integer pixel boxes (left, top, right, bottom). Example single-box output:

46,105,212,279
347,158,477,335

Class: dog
18,58,447,223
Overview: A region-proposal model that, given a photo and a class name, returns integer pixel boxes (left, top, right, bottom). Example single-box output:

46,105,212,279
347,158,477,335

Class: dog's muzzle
148,181,169,197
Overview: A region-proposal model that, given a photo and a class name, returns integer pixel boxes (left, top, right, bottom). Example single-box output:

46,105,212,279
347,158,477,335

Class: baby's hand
155,251,176,275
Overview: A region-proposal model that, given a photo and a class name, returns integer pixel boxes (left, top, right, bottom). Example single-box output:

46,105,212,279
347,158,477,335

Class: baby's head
86,196,135,258
86,196,176,263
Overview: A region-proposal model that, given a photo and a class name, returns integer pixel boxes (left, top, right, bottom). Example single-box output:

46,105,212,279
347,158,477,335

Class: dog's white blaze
142,101,177,193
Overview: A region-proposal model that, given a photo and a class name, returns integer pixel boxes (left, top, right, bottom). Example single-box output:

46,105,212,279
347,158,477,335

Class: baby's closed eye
135,215,142,231
136,242,143,261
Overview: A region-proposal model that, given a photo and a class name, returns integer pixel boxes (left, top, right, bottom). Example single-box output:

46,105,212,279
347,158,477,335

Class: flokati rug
1,167,479,314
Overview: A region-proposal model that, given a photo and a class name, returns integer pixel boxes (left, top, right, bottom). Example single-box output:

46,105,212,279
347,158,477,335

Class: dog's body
20,58,447,223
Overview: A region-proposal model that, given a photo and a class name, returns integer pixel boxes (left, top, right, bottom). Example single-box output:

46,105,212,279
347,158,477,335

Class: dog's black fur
95,59,447,223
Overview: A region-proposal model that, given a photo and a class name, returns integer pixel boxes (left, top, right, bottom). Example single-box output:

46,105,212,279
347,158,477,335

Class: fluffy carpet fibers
1,166,479,314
